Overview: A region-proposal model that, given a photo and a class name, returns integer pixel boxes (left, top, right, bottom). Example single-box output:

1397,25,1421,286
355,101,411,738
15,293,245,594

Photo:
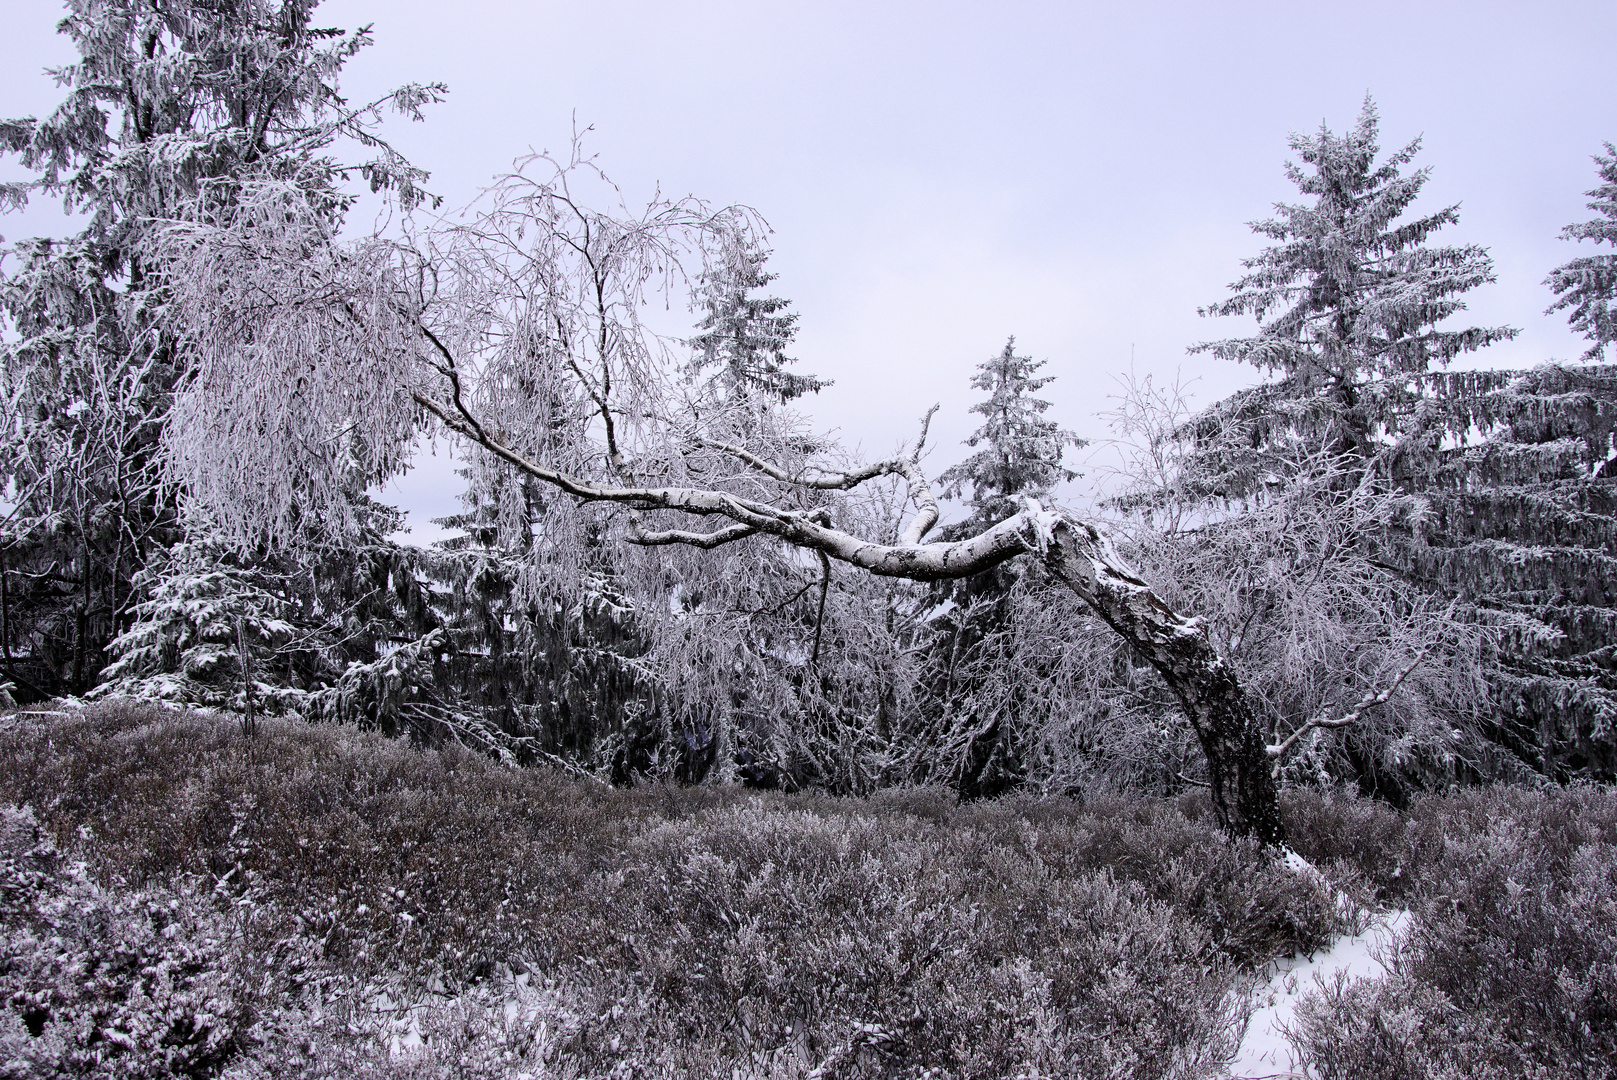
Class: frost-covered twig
1266,646,1431,773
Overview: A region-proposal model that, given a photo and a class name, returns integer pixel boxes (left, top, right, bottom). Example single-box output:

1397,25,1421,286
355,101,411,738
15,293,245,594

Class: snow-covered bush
0,701,1351,1078
0,804,293,1077
1287,785,1617,1078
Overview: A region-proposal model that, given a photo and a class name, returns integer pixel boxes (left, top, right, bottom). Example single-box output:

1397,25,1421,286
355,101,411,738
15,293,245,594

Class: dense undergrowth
0,701,1612,1078
1282,786,1617,1078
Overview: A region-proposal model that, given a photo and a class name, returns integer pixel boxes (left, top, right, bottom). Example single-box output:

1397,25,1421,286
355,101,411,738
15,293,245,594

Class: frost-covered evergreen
1388,364,1617,781
1192,96,1515,466
96,499,496,748
688,235,826,403
426,461,663,774
938,337,1084,534
1546,144,1617,360
1187,101,1615,789
918,338,1086,798
0,0,439,698
94,534,308,714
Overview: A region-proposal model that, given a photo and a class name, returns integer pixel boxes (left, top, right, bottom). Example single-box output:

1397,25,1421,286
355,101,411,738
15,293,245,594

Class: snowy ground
1224,894,1411,1079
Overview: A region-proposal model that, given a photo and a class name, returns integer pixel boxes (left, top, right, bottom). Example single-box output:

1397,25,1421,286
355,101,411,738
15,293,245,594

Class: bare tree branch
415,390,1032,581
898,404,941,545
811,550,831,666
626,513,759,549
693,403,940,526
694,436,907,490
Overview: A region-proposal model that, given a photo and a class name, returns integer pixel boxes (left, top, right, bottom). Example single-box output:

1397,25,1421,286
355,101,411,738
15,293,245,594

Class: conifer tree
688,234,826,403
1193,96,1516,468
95,533,310,714
1546,143,1617,359
426,461,658,770
97,498,447,732
1395,364,1617,782
1188,100,1617,791
0,0,440,697
938,337,1084,534
922,338,1085,798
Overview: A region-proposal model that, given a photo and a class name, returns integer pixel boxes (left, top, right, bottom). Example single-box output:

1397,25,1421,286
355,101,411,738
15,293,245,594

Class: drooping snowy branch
153,151,1286,842
1265,625,1444,773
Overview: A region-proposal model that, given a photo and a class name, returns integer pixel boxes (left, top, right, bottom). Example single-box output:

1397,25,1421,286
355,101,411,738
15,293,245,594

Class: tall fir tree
1192,96,1515,471
427,462,655,770
1188,100,1617,791
0,0,440,698
1546,143,1617,360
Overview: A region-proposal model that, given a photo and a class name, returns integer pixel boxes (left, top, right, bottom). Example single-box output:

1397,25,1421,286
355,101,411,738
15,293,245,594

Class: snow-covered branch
1266,647,1431,771
692,403,939,546
415,391,1025,580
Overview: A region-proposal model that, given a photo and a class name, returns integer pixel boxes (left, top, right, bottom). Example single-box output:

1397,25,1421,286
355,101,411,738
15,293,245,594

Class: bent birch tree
155,158,1285,844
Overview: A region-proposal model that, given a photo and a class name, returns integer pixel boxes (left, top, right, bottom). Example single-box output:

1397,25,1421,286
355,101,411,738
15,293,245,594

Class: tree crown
1,0,442,264
1545,143,1617,360
938,337,1084,533
1193,96,1515,390
687,234,826,403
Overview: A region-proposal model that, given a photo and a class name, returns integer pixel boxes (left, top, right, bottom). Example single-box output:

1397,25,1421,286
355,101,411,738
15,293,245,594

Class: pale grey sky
4,0,1615,539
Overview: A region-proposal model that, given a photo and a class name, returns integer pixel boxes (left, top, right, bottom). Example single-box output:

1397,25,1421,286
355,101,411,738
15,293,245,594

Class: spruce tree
1394,364,1617,782
922,338,1085,798
1188,100,1617,789
938,337,1084,534
426,459,675,775
688,235,826,403
95,533,310,714
98,498,451,736
1192,96,1516,467
1546,143,1617,360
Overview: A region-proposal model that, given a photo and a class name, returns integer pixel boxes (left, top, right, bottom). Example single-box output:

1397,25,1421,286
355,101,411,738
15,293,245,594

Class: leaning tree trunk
1038,513,1285,846
411,392,1287,844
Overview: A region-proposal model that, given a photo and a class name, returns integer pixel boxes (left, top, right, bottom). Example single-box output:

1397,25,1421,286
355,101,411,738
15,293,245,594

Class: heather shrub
1287,973,1553,1080
0,804,319,1078
1290,785,1617,1079
1281,788,1407,890
0,700,1353,1078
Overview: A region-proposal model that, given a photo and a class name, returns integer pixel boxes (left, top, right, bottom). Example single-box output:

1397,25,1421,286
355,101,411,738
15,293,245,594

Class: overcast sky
4,0,1615,539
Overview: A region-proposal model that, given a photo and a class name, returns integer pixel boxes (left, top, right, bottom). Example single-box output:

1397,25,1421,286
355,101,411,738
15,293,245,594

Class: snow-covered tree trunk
1035,516,1283,843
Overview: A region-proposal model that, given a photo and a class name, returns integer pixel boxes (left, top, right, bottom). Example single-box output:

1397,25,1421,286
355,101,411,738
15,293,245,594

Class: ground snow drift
1225,898,1411,1079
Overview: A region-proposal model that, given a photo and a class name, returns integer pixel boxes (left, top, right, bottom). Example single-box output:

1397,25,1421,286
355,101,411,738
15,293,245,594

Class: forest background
3,0,1617,819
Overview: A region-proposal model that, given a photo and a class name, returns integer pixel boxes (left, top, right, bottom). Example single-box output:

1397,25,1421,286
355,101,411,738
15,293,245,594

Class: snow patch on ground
376,965,571,1066
1224,906,1411,1079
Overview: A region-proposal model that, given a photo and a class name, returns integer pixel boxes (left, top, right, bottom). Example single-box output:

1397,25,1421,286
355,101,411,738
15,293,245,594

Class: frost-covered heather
0,701,1346,1078
1282,786,1617,1079
1,701,1612,1078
